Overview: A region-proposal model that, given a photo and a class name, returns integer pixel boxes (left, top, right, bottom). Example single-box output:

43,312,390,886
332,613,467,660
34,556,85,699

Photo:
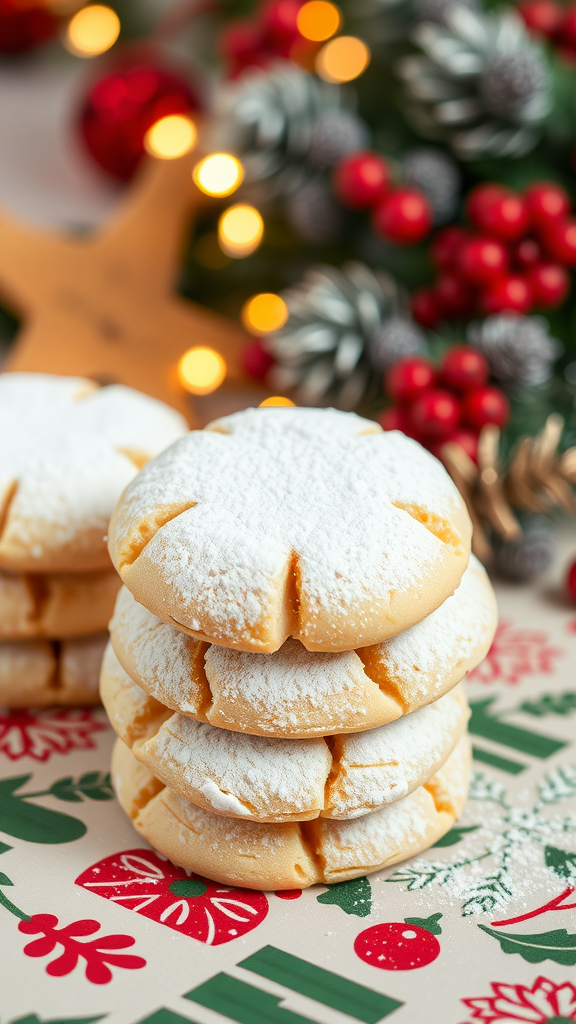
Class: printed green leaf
545,845,576,882
10,1016,106,1024
520,693,576,717
0,775,86,844
404,913,442,935
48,771,113,803
478,924,576,965
0,840,12,855
433,825,480,848
0,871,14,886
316,876,372,917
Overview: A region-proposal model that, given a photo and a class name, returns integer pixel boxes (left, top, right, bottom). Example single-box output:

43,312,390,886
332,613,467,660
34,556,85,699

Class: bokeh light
65,5,120,57
297,1,340,42
193,153,244,197
242,293,288,335
144,115,197,159
315,35,370,82
259,396,296,407
218,204,263,258
178,347,227,395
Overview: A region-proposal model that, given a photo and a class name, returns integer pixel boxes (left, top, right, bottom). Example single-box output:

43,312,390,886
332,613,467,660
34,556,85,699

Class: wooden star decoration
0,145,249,424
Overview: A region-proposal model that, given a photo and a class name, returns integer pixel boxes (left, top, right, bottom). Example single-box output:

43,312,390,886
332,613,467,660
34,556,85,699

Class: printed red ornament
525,181,570,228
528,263,570,308
430,226,469,272
460,237,509,285
80,61,200,181
542,219,576,265
0,0,58,54
409,388,460,438
463,386,510,429
354,914,442,971
333,152,390,209
440,345,489,392
518,0,563,36
482,275,532,314
385,357,435,403
567,557,576,601
372,189,432,245
410,288,440,328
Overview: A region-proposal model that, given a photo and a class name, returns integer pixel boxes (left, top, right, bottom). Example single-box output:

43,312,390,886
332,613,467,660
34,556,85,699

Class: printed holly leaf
520,692,576,717
0,775,86,844
404,913,443,935
433,825,480,848
316,877,372,917
538,765,576,805
0,840,12,855
9,1014,106,1023
478,924,576,965
47,772,114,803
0,871,14,886
545,845,576,883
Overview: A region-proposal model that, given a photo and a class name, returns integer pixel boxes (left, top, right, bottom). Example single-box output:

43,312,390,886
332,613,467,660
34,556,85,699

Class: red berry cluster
378,346,510,462
334,151,433,245
220,0,317,77
412,181,573,328
519,0,576,63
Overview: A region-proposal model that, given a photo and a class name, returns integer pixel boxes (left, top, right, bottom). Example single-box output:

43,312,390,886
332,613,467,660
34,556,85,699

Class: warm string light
315,35,370,82
218,204,263,258
241,293,288,335
178,347,227,395
297,1,340,42
259,396,296,407
65,4,120,57
144,115,197,160
193,154,244,197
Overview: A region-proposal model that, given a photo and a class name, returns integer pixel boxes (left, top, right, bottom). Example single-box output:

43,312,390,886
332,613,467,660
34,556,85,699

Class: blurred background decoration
4,0,576,579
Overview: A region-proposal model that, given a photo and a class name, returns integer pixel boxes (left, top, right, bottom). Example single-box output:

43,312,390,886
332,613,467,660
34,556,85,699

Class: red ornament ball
430,226,469,272
0,0,58,53
409,389,460,438
463,386,510,429
528,263,570,307
525,181,570,228
542,219,576,265
434,274,475,319
354,921,441,971
80,62,199,181
333,152,390,209
461,237,509,285
440,345,489,392
518,0,563,36
242,339,274,381
410,288,440,328
482,275,532,314
373,188,432,245
385,357,435,404
567,557,576,601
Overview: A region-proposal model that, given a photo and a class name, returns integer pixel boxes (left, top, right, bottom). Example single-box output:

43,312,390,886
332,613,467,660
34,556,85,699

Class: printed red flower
76,849,269,945
468,620,563,686
0,708,106,762
18,913,145,984
461,975,576,1022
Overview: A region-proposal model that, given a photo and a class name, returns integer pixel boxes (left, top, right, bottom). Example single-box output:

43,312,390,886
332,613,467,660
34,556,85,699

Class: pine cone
398,7,551,158
493,519,555,581
468,313,562,389
402,146,461,223
214,61,366,199
286,178,345,243
350,0,477,48
265,262,417,408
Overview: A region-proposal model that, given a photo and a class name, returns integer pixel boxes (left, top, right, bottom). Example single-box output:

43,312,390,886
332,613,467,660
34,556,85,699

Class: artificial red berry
430,226,469,272
434,274,476,319
431,428,480,464
466,183,509,230
518,0,563,36
261,0,302,42
482,275,532,314
0,0,58,54
409,389,461,438
463,386,510,429
385,357,435,403
333,152,390,209
440,345,489,392
542,219,576,265
460,237,509,285
378,406,408,432
220,21,264,64
528,263,570,308
562,3,576,48
512,237,542,268
567,557,576,602
355,919,442,971
525,181,571,229
242,339,274,381
373,188,433,245
472,192,529,242
411,288,440,328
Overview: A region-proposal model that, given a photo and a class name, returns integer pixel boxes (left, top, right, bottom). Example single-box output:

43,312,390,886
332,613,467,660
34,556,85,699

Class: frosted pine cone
468,314,562,389
398,7,551,159
286,179,345,243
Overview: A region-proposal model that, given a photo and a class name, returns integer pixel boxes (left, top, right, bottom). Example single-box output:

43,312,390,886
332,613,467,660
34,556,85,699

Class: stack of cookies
0,373,186,707
103,407,497,890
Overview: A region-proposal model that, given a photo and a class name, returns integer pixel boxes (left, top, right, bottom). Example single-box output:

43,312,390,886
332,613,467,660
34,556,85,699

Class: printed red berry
482,275,532,314
385,357,435,403
463,386,510,429
440,345,489,392
333,152,390,209
542,219,576,265
411,288,440,328
512,237,542,268
460,237,509,285
354,915,442,971
466,183,508,230
528,263,570,308
409,389,460,438
525,181,570,229
373,188,432,245
434,274,476,319
474,193,529,242
378,406,408,432
518,0,564,34
567,557,576,601
430,226,469,272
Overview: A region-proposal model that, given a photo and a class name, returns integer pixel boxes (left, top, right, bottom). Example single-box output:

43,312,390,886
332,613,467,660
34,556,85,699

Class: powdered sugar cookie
0,566,120,639
0,374,187,572
111,733,471,889
108,407,471,653
0,633,107,707
109,555,495,737
101,642,469,822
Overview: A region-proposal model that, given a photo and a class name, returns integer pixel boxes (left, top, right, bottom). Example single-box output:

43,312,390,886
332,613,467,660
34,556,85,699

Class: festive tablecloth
1,556,576,1024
